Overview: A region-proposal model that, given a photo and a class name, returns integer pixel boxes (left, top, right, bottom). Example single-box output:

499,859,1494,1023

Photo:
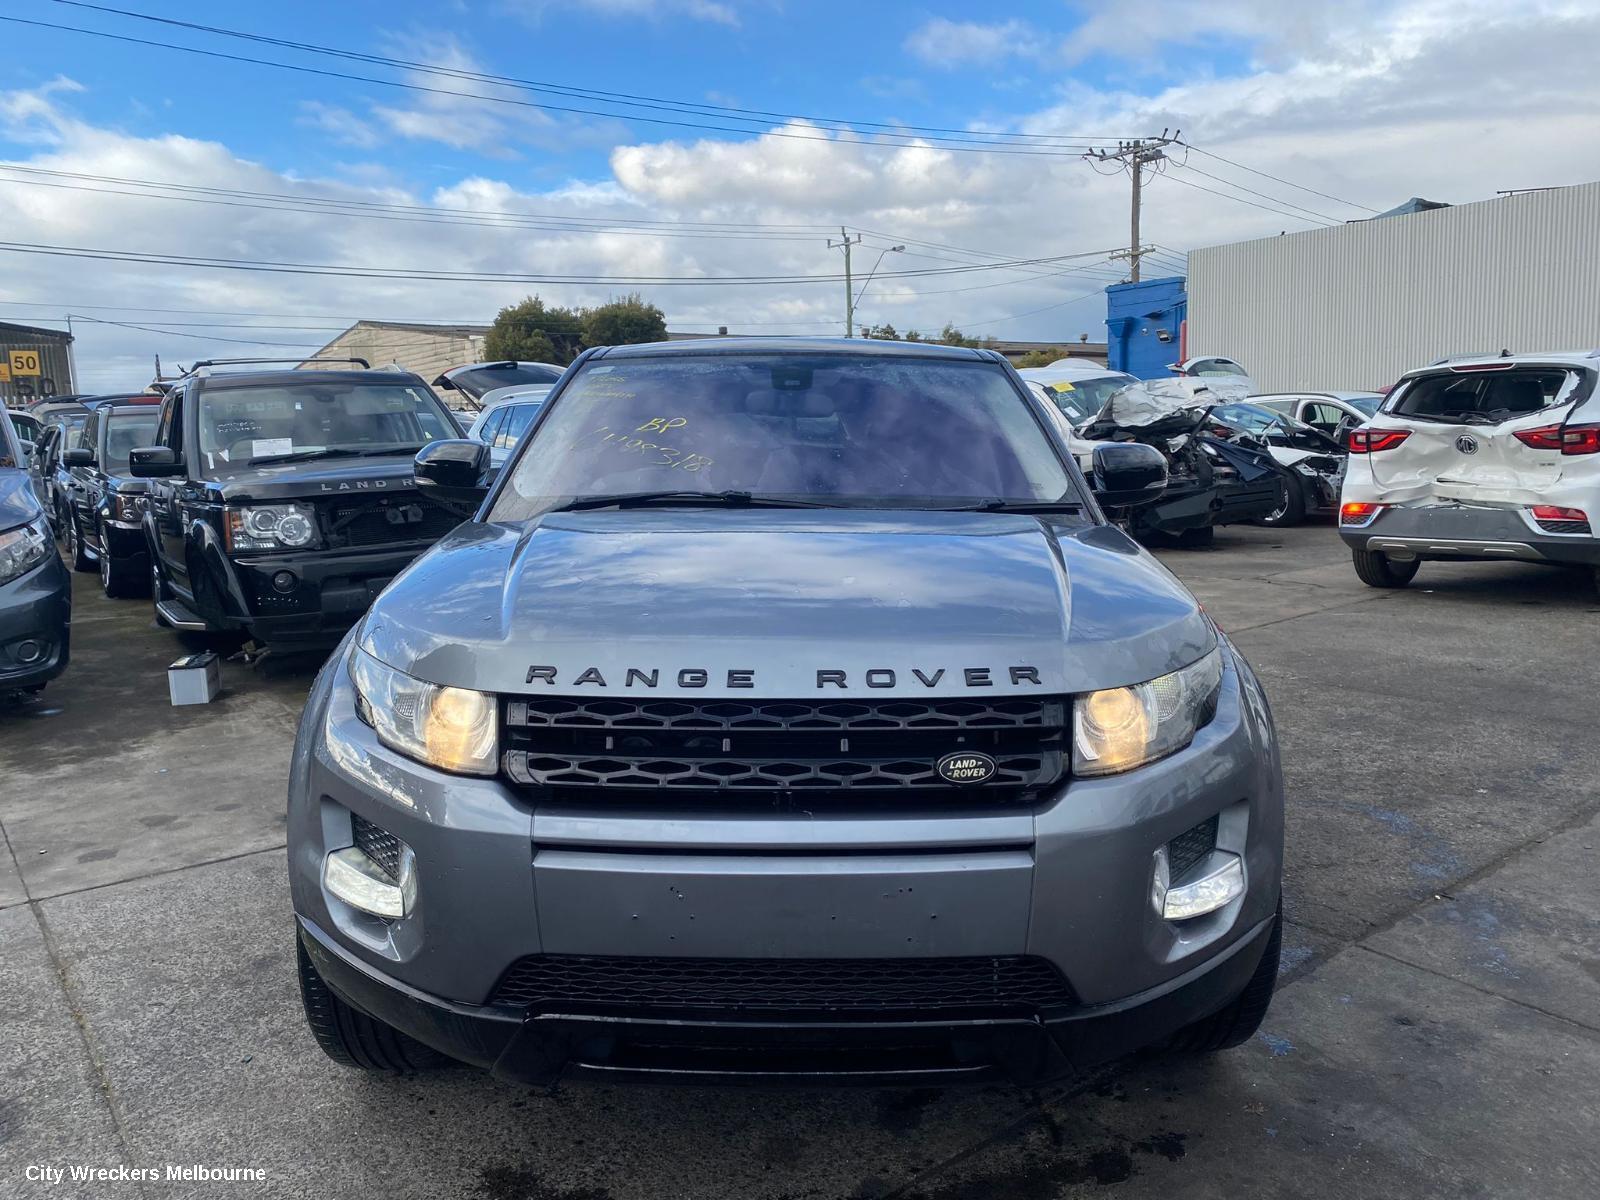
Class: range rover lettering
288,338,1285,1086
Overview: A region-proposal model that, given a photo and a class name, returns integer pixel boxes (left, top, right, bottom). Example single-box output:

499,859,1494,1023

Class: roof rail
183,356,372,375
1428,349,1512,365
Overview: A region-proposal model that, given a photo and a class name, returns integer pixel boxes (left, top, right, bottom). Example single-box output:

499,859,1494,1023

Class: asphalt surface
3,522,1598,1199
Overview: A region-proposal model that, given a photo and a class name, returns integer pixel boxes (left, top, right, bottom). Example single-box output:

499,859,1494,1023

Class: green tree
484,295,585,364
1014,348,1067,369
582,293,668,348
861,323,899,341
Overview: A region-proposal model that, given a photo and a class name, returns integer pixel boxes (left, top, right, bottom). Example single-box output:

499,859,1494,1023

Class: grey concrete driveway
3,524,1598,1199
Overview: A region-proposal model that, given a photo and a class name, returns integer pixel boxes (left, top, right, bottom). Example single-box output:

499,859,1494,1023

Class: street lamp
851,244,905,336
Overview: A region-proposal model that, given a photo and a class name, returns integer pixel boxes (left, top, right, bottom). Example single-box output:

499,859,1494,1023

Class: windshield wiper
548,490,849,513
948,498,1085,513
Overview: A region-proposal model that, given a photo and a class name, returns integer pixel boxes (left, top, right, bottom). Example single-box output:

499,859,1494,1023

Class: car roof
83,393,163,408
1412,350,1600,374
1251,391,1381,402
590,336,1002,361
194,369,422,388
477,384,554,410
1018,362,1128,381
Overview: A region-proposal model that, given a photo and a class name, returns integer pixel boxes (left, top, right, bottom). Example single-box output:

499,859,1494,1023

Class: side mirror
415,439,492,513
19,439,35,462
1091,442,1168,508
129,446,184,478
64,447,96,468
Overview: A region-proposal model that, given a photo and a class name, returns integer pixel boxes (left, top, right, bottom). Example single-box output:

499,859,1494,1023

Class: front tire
296,939,449,1073
99,525,149,599
1257,477,1305,527
1164,904,1282,1054
1352,547,1421,588
65,512,94,573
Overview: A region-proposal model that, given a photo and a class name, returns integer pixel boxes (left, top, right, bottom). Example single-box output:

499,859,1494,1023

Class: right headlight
0,519,52,586
347,644,498,775
1073,648,1224,776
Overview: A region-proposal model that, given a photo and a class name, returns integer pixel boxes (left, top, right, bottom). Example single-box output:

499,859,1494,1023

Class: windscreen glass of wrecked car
490,355,1080,518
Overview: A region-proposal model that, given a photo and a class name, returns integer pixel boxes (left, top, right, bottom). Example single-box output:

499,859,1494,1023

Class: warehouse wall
1186,181,1600,392
304,323,486,383
0,330,75,405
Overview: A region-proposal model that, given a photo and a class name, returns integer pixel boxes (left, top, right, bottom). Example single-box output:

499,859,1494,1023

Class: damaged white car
1338,351,1600,595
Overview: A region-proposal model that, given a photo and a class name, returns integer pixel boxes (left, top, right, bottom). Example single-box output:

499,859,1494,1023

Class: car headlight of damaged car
348,645,498,775
225,503,319,552
1072,648,1224,776
0,519,52,585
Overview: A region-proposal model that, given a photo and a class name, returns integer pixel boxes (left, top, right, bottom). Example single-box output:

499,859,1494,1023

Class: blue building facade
1105,276,1187,379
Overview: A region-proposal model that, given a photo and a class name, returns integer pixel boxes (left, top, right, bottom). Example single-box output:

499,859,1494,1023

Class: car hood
0,469,43,532
206,454,422,502
360,509,1215,697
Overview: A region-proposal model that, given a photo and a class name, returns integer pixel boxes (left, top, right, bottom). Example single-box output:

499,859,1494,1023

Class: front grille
1167,814,1219,882
320,493,461,549
501,696,1066,808
489,954,1075,1013
351,813,402,881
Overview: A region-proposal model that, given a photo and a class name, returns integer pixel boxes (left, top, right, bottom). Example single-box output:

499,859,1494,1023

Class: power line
1150,172,1334,227
0,237,1123,286
53,1,1138,150
66,313,326,347
4,14,1126,161
1167,160,1345,224
960,287,1108,330
1177,140,1379,213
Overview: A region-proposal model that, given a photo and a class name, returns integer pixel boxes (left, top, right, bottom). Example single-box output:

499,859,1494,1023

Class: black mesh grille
351,813,402,881
1167,814,1219,882
489,954,1075,1013
1534,517,1591,535
320,494,461,549
502,696,1066,809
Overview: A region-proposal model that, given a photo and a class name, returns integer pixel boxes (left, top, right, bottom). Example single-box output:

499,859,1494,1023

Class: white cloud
904,18,1039,68
297,102,380,149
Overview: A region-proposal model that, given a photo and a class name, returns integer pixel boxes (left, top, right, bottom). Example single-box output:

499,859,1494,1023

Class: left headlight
0,519,52,586
225,503,320,553
1073,648,1224,777
348,644,498,775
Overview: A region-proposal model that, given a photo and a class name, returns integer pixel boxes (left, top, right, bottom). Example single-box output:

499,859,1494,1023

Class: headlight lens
1073,648,1224,776
225,503,320,552
113,494,143,523
0,519,52,586
348,645,498,775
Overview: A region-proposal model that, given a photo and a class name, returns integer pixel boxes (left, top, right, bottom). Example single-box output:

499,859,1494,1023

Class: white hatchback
1338,351,1600,595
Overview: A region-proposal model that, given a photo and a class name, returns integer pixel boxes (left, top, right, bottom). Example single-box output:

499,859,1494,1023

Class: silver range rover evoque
287,338,1285,1087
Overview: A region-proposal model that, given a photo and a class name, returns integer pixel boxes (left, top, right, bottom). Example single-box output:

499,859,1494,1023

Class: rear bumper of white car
1339,503,1600,566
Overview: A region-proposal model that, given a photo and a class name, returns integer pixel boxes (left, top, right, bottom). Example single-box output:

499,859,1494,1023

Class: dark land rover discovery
131,360,464,651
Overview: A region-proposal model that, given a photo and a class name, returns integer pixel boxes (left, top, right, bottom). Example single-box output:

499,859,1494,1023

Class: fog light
15,639,44,665
324,844,416,918
1151,847,1245,921
1340,501,1384,527
271,570,298,593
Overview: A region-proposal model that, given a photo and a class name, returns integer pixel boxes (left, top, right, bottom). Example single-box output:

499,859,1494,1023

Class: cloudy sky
2,0,1598,391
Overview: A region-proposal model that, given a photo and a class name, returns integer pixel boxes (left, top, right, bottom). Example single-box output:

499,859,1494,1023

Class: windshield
0,411,19,467
1211,402,1303,435
490,354,1077,520
450,363,563,399
104,411,161,471
1036,374,1137,423
1348,395,1382,417
197,382,458,474
1192,359,1248,377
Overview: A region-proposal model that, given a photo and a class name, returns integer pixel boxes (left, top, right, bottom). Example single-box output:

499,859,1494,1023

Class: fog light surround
1151,847,1246,922
324,844,417,919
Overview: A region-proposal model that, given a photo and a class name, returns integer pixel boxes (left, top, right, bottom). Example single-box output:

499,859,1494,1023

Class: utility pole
1085,130,1179,283
827,227,863,336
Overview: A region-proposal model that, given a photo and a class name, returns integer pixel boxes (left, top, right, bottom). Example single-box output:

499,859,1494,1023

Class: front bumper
287,640,1284,1084
298,910,1277,1085
0,551,71,689
218,545,434,648
1339,503,1600,566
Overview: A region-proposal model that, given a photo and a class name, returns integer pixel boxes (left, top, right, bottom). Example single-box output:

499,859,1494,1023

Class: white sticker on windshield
252,438,293,457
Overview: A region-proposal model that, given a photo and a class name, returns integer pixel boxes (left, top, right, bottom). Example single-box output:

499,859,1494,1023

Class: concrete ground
3,523,1598,1199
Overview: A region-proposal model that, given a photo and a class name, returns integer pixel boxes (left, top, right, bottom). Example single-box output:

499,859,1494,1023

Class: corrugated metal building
1186,181,1600,392
301,321,489,380
0,321,76,405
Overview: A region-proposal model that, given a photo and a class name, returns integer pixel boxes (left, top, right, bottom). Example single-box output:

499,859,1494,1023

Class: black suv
59,397,165,596
129,360,465,651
